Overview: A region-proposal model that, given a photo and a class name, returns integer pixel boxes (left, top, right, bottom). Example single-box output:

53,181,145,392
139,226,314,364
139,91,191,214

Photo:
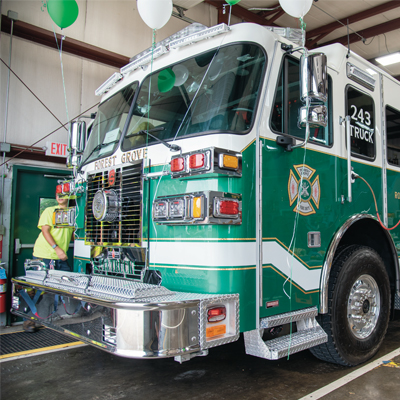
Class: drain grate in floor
0,328,81,356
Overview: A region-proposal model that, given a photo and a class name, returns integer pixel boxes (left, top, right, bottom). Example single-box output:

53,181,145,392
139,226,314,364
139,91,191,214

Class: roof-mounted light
95,72,123,96
127,23,207,63
120,45,168,75
169,23,230,49
347,63,376,91
265,27,304,47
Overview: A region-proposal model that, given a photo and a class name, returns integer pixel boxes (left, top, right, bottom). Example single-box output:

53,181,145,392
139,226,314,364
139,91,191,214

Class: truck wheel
311,245,390,366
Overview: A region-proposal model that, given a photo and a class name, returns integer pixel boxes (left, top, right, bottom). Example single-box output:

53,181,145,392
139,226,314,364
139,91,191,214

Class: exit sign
46,141,68,158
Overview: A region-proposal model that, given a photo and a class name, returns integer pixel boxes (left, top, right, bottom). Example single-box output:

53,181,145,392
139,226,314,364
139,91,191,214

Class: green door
9,165,73,323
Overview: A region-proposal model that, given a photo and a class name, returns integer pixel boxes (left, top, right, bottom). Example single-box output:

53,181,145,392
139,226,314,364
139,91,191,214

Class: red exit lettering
50,143,67,156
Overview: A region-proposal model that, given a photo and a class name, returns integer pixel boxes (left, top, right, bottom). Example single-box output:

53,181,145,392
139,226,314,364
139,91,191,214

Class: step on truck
12,22,400,365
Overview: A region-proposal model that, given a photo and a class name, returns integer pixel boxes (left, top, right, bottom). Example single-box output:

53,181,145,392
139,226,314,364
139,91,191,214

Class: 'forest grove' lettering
121,148,148,163
94,148,148,170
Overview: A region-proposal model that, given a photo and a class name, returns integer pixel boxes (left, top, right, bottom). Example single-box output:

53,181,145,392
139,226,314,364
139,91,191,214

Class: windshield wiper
80,139,119,166
136,127,181,152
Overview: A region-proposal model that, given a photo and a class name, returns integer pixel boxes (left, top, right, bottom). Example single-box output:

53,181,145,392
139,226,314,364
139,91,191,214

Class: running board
244,307,327,360
395,293,400,310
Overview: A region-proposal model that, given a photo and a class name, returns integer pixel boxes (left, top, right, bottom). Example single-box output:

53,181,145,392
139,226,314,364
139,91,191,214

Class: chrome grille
86,161,143,246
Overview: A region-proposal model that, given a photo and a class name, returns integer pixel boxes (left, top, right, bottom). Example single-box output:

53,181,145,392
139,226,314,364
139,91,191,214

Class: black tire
310,245,391,366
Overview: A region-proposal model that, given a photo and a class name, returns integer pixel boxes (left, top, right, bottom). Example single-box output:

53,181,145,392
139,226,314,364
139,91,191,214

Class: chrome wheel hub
347,274,380,339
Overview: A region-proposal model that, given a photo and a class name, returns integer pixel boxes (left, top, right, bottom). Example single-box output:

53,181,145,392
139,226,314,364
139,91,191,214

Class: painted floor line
0,342,86,363
298,347,400,400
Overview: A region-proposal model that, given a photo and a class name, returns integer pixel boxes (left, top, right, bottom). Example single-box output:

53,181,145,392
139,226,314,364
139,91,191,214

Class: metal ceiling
1,1,400,79
201,0,400,79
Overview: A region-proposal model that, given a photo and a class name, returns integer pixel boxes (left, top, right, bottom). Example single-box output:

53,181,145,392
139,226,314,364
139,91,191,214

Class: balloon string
299,17,307,47
52,25,70,125
146,29,157,147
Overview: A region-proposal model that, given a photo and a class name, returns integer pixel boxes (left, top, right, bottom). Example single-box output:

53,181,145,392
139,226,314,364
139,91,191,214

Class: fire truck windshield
81,81,138,166
121,43,266,151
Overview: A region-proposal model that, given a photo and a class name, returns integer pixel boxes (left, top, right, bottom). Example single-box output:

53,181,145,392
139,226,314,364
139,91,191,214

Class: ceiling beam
1,14,130,69
307,1,400,48
204,0,279,26
266,9,285,24
317,17,400,48
257,3,281,19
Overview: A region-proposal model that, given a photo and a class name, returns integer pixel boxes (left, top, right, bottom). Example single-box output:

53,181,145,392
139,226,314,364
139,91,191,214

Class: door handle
14,238,35,254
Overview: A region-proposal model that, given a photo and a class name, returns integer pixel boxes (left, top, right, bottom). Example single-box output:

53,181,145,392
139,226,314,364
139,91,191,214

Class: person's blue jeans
32,256,71,272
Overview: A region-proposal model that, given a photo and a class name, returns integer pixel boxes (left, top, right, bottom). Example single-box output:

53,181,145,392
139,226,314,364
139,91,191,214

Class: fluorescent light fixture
169,23,230,49
120,45,168,75
95,72,123,96
366,68,377,76
376,52,400,66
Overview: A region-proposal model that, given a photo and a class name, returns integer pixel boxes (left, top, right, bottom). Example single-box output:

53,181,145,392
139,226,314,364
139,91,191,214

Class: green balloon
158,68,176,93
47,0,79,29
225,0,241,5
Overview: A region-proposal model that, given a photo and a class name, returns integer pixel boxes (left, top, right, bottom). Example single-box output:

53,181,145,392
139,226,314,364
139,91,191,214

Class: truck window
81,82,138,166
346,85,375,160
122,43,266,151
271,56,332,147
386,106,400,166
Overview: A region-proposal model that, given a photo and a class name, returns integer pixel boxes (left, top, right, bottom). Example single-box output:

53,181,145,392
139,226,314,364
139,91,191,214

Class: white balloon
279,0,313,19
172,64,189,86
137,0,173,30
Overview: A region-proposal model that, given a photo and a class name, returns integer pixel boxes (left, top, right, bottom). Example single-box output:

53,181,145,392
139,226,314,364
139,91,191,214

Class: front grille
86,161,143,246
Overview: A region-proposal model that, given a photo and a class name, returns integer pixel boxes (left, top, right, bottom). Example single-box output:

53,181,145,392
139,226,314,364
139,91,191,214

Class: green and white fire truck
12,22,400,366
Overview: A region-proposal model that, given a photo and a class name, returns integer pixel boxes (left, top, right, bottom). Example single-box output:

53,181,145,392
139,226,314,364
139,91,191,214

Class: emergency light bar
127,23,207,63
120,45,168,75
170,147,241,178
153,191,241,225
169,23,230,49
95,72,123,96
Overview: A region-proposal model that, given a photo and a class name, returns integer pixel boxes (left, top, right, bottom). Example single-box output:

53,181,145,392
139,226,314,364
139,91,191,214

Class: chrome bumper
11,270,239,360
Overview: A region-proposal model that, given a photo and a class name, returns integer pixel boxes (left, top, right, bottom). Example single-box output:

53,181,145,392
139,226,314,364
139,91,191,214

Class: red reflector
62,183,70,193
189,153,205,169
207,306,226,323
171,157,184,172
56,185,62,194
219,200,239,215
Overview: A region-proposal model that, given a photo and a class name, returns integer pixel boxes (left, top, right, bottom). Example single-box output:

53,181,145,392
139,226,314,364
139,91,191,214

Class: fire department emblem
288,164,320,216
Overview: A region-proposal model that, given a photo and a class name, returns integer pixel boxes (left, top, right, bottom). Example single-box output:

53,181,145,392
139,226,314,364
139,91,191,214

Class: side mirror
69,121,86,153
67,121,86,169
300,53,327,103
299,105,328,128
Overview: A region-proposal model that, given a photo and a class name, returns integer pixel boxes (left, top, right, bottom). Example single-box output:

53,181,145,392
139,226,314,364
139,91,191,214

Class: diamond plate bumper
11,270,239,359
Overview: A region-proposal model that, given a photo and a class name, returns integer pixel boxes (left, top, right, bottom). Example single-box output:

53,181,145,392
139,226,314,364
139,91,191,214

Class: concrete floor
1,316,400,400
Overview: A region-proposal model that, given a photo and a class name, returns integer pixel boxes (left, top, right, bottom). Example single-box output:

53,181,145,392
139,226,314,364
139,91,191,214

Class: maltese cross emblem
288,164,320,216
